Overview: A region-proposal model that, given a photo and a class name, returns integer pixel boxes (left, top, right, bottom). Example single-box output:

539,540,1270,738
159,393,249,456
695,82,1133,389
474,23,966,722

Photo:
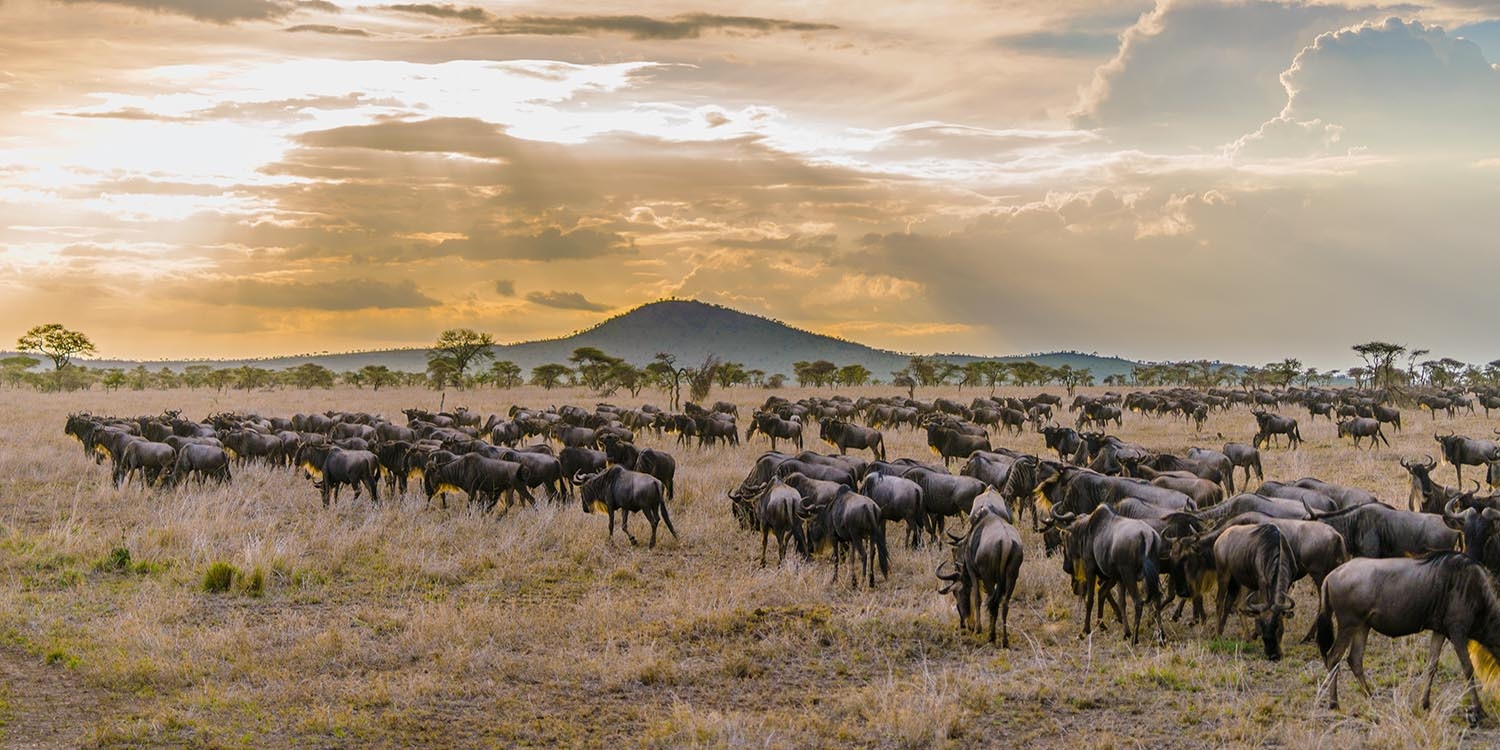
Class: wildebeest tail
1315,582,1335,658
873,520,890,579
1142,546,1162,604
657,482,679,539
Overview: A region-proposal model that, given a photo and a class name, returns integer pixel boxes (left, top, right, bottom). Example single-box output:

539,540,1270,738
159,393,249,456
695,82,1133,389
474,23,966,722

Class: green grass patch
202,561,239,593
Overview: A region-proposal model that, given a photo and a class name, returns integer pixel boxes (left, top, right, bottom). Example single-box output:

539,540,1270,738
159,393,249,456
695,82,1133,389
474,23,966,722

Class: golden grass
0,384,1498,748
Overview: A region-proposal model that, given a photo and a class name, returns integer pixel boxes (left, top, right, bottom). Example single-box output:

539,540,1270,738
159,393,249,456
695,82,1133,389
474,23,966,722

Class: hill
9,299,1153,379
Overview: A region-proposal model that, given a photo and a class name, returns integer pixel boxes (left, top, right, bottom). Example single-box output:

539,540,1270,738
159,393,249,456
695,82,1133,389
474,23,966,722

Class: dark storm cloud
525,290,609,311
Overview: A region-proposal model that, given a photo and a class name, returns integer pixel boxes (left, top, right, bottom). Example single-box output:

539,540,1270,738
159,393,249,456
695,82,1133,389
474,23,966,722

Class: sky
1,0,1497,369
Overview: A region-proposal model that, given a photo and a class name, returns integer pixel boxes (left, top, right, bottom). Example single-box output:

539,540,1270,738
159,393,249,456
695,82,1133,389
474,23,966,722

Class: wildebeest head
936,560,972,628
575,467,620,515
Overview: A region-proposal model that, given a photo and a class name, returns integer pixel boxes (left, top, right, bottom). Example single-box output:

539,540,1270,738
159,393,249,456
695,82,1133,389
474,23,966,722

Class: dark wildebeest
558,447,608,500
924,422,991,468
297,444,379,508
905,468,988,543
1211,443,1263,488
1336,418,1389,450
801,486,890,588
577,466,676,548
113,441,175,488
1041,425,1082,462
496,448,564,501
424,453,531,512
601,439,676,501
1315,553,1500,725
1403,455,1465,514
818,418,886,461
1251,411,1302,450
1304,500,1460,559
751,478,807,566
170,443,232,486
859,472,926,549
1434,431,1500,488
1210,524,1298,661
1050,504,1165,644
746,412,803,452
1372,404,1402,431
936,503,1024,647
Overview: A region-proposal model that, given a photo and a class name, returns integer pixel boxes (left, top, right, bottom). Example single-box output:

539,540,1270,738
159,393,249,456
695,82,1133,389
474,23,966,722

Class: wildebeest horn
1400,456,1414,469
572,469,594,484
1050,509,1077,524
935,561,961,581
946,531,964,545
1422,454,1436,469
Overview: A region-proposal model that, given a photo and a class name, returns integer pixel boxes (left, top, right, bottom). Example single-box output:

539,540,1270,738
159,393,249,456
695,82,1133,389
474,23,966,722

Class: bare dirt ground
1,384,1499,748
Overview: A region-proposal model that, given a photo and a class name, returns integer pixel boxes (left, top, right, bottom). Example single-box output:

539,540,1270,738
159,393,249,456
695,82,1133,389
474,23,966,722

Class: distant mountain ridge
9,299,1156,379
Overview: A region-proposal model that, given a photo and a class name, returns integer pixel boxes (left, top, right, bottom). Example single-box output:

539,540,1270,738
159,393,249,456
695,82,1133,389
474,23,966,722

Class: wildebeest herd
58,382,1500,725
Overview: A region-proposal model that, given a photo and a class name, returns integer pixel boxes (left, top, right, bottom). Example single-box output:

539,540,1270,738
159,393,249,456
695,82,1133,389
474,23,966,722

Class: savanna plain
2,385,1498,749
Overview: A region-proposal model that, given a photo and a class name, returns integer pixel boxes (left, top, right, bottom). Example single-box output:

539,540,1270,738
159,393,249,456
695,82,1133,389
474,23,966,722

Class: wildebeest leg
644,506,660,548
1121,578,1142,643
1215,576,1238,638
760,526,771,566
775,529,788,565
1081,572,1096,638
620,510,639,546
858,536,872,588
607,508,616,542
658,499,678,541
985,584,1003,646
1346,628,1374,698
1448,634,1490,725
1419,632,1446,710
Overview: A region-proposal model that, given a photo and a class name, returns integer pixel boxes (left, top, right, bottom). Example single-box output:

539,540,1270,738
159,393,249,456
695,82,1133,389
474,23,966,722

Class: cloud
1073,0,1405,148
184,278,440,311
434,228,634,262
285,24,370,36
991,30,1125,57
54,0,300,23
384,5,838,40
525,290,609,311
1235,18,1500,157
493,279,516,296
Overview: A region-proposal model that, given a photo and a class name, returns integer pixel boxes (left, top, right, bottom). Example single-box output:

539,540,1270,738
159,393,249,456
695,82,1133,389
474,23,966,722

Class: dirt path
0,646,128,749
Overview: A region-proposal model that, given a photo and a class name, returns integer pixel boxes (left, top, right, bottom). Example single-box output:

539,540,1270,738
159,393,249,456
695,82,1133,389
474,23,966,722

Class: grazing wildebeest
577,466,676,548
800,487,891,588
1041,425,1082,462
1315,552,1500,725
750,478,807,566
1210,524,1298,661
936,503,1024,647
923,421,991,468
424,453,531,512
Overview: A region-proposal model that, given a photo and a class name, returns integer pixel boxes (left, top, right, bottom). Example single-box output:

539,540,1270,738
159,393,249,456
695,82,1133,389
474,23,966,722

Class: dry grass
2,384,1499,748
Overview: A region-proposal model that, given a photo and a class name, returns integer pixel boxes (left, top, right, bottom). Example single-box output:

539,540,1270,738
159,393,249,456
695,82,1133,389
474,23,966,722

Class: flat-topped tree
17,323,95,371
427,328,495,389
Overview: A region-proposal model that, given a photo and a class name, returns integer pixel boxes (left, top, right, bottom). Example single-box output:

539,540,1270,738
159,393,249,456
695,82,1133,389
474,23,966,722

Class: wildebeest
558,447,608,500
1304,500,1460,559
1041,425,1082,462
1403,455,1465,514
1434,431,1500,487
1315,553,1500,725
424,453,531,512
746,412,803,452
905,468,988,543
1209,524,1298,661
170,443,232,486
113,440,175,488
818,418,885,461
751,478,807,566
1335,418,1389,450
1050,504,1165,644
297,443,379,508
801,486,890,588
1251,411,1302,450
577,466,676,548
1211,443,1263,488
936,503,1024,647
859,472,926,548
924,422,991,468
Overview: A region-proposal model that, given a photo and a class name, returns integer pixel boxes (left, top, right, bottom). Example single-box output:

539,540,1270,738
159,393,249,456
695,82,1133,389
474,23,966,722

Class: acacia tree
530,363,573,390
1351,341,1406,392
427,328,495,389
17,323,95,371
488,360,523,389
